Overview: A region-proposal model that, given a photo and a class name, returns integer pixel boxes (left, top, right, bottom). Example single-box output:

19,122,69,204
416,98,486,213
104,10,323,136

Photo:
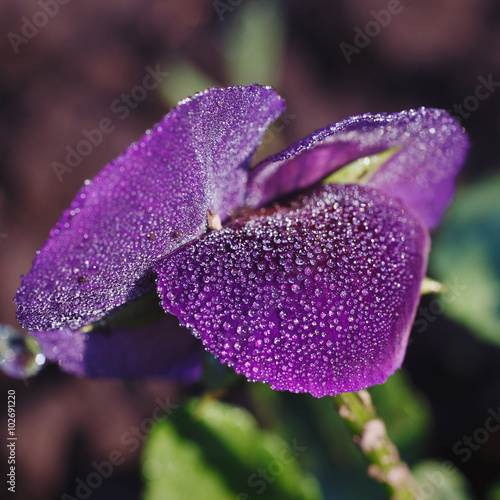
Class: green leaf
486,480,500,500
142,398,322,500
412,461,473,500
369,371,431,460
322,147,400,185
159,58,216,108
249,381,418,499
224,0,285,87
200,352,243,392
430,175,500,345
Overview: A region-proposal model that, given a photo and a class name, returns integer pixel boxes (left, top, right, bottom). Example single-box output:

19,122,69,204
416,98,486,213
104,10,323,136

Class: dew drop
0,325,45,379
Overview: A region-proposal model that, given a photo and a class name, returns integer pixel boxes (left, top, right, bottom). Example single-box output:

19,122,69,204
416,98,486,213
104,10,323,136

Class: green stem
333,390,418,500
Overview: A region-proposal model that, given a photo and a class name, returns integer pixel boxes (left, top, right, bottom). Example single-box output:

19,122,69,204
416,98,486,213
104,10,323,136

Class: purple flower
15,85,469,396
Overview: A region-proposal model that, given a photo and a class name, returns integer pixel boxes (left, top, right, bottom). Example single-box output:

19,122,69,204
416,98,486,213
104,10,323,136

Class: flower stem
333,390,418,500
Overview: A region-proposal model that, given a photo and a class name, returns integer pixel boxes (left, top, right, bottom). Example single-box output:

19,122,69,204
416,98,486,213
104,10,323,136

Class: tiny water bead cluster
14,85,469,395
158,184,428,397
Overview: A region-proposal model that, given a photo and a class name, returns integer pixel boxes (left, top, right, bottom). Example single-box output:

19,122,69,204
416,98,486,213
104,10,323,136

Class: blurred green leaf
224,0,285,86
201,352,243,392
487,479,500,500
250,384,389,499
430,175,500,345
412,461,473,500
369,371,431,460
160,58,216,107
142,398,322,500
249,372,432,499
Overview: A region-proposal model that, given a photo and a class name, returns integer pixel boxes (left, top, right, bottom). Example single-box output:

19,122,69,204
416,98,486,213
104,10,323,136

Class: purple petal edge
247,108,469,229
156,184,430,397
16,85,285,332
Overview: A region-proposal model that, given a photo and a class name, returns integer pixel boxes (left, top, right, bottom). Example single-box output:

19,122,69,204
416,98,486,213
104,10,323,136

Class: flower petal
31,315,203,380
247,108,469,229
16,85,285,331
156,184,430,397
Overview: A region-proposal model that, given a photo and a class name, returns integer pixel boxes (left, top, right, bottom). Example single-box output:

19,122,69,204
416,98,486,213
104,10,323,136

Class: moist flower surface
15,85,469,397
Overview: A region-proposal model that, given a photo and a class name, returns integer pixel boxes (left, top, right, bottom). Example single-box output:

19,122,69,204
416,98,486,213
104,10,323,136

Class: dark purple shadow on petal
247,108,469,229
16,85,285,332
246,141,377,207
31,314,203,381
156,184,430,397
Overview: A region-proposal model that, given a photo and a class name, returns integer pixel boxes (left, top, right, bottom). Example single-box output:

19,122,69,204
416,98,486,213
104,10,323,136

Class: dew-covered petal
31,315,203,380
247,108,469,229
16,85,285,331
156,184,430,397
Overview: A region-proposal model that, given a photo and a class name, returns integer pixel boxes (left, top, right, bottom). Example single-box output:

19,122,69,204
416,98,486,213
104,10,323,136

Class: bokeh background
1,1,500,499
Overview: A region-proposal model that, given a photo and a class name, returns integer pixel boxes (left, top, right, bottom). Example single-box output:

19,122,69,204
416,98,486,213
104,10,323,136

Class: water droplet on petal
0,325,45,379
